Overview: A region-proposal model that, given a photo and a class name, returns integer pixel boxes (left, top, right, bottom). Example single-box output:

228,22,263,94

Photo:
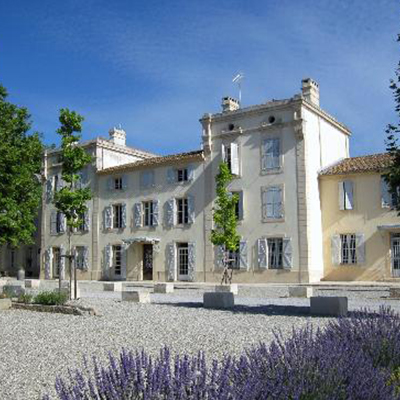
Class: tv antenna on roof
232,72,244,106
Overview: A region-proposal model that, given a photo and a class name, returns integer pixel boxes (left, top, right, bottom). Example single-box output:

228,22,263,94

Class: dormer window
177,168,188,182
114,177,123,190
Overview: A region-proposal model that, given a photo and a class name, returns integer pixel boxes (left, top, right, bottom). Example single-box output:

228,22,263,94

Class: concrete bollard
203,292,234,310
103,282,123,292
25,279,41,289
215,284,238,295
310,296,348,317
288,286,314,298
122,291,151,303
154,283,174,294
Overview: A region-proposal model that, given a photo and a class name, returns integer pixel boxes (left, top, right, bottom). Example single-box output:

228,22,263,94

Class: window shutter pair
257,237,292,269
59,245,66,280
188,242,196,281
222,143,240,175
104,206,112,229
262,187,283,220
261,138,280,171
166,243,176,281
339,181,354,210
44,249,52,279
331,234,365,265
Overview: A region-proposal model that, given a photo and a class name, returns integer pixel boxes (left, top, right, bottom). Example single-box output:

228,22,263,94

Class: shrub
18,293,33,304
44,307,400,400
34,291,68,306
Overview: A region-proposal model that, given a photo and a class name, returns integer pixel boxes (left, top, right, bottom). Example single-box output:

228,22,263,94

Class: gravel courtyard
1,285,400,400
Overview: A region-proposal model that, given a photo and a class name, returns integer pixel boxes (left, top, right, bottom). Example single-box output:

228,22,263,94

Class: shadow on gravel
154,301,364,318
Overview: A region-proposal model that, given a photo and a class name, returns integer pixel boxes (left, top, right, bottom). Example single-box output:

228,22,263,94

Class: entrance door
143,244,153,280
177,243,189,281
392,234,400,277
52,247,60,278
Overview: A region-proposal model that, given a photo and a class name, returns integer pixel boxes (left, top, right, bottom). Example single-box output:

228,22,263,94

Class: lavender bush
45,307,400,400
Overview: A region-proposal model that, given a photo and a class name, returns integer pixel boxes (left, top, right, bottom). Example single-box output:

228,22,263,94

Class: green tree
385,34,400,213
53,108,92,297
0,84,43,257
211,162,240,284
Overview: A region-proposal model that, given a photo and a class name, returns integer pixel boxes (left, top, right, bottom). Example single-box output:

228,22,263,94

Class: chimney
301,78,320,107
221,96,240,112
109,127,126,146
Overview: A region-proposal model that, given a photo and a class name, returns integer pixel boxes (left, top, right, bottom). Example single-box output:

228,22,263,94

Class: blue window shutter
216,245,225,269
59,245,66,279
188,195,195,224
230,143,240,175
83,247,89,270
167,168,176,184
44,249,52,279
187,165,195,181
140,172,147,188
282,238,293,269
134,203,142,227
121,244,127,280
338,182,345,210
83,208,90,232
153,200,159,226
239,240,248,270
166,243,176,281
166,199,175,226
121,175,128,190
50,211,57,235
104,206,112,229
46,179,53,202
105,244,113,271
59,213,66,233
121,204,127,228
344,180,354,210
257,238,268,269
188,242,196,281
107,177,114,191
356,233,365,264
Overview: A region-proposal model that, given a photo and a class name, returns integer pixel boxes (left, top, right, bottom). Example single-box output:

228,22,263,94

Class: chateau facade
2,78,398,282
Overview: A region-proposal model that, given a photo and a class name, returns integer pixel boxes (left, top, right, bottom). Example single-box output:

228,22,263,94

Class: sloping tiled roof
319,153,393,176
98,150,204,175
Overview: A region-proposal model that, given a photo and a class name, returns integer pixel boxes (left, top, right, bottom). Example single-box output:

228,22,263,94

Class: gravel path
0,288,399,400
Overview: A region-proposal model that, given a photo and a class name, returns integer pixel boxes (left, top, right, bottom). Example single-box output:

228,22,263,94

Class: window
177,168,188,182
262,186,283,221
75,246,85,269
267,238,283,269
339,181,354,210
261,138,280,171
222,143,239,175
177,198,189,224
340,234,357,264
113,245,122,275
113,204,123,229
54,174,59,192
230,191,243,220
53,247,61,278
381,176,399,208
143,201,154,226
56,212,64,233
177,243,189,278
114,177,123,190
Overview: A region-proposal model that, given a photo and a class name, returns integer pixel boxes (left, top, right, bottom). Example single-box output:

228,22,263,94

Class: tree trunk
68,229,72,301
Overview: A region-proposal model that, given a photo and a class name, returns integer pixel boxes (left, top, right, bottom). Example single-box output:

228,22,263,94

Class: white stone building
5,78,351,283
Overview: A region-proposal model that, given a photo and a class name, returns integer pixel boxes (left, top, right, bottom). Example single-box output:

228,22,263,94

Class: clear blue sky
0,0,398,156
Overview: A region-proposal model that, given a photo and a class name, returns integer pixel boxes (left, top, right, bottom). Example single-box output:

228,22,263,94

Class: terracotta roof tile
98,150,204,175
319,153,393,176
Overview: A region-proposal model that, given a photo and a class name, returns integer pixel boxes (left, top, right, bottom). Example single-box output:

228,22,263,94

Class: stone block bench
25,279,40,289
2,285,25,297
203,292,234,310
122,291,151,303
103,282,123,292
154,283,174,294
310,296,348,317
288,286,314,298
215,284,238,295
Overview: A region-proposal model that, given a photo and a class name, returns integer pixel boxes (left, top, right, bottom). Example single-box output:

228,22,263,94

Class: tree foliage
385,34,400,214
53,109,92,230
0,84,43,247
210,162,240,252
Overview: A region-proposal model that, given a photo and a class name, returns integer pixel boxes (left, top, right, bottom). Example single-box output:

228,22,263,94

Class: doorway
391,234,400,277
177,243,189,281
143,244,153,280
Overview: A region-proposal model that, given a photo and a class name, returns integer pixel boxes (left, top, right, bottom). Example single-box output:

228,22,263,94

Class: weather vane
232,72,244,106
